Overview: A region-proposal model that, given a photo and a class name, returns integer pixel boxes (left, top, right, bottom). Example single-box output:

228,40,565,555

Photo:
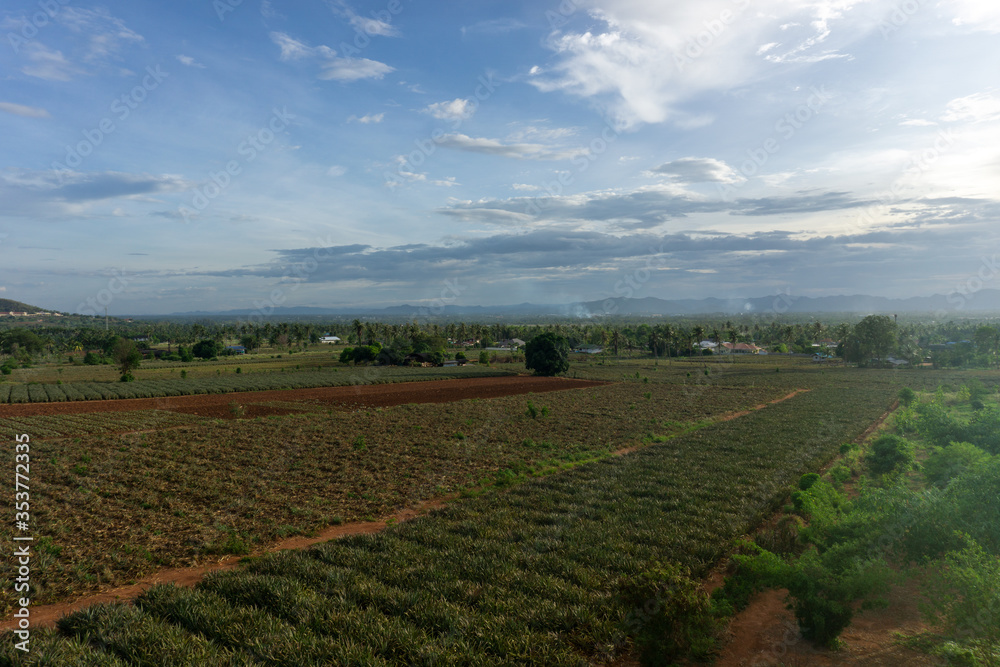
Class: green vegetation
1,363,898,664
719,381,1000,661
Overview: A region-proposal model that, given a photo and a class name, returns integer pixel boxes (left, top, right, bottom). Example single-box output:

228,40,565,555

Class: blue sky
1,0,998,315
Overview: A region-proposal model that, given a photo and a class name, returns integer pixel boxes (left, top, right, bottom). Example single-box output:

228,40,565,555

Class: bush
478,350,489,366
733,544,892,649
865,434,914,476
799,473,821,491
923,442,992,488
898,387,917,406
83,351,100,365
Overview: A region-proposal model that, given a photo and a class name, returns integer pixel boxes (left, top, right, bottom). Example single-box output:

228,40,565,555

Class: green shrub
923,442,992,488
921,535,1000,645
799,473,821,491
478,350,489,366
865,434,914,475
898,386,917,406
733,544,892,649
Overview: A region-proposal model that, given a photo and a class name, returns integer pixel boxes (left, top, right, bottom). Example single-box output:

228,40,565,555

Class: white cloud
270,32,393,81
347,113,385,124
437,134,588,161
327,166,347,177
512,183,543,191
531,1,876,128
318,57,393,81
333,1,399,37
650,157,745,184
941,91,1000,124
176,55,206,69
58,7,144,62
270,32,334,61
948,0,1000,32
424,99,475,122
20,43,80,81
899,119,937,127
506,125,579,142
0,102,50,119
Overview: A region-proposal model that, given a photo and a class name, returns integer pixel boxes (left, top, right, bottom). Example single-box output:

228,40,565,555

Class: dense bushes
865,434,914,475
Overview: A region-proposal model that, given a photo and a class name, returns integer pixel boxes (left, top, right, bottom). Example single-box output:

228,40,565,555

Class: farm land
1,348,997,664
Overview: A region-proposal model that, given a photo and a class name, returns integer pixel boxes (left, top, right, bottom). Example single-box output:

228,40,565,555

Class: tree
525,332,570,376
112,338,142,382
192,339,221,359
843,315,898,366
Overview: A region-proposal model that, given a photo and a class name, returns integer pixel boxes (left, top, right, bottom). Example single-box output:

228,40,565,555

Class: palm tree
610,329,622,359
649,329,662,358
352,319,363,346
692,325,705,355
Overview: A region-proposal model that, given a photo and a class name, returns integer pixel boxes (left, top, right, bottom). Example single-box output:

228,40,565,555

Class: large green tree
843,315,898,366
525,332,570,376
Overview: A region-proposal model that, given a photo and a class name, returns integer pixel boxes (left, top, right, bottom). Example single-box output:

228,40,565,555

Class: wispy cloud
347,112,385,123
0,102,50,118
176,54,206,69
332,0,400,37
19,43,81,81
269,31,393,81
437,134,588,161
461,18,526,35
650,157,745,184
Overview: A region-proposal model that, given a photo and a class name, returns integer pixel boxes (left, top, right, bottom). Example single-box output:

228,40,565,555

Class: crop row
0,410,203,441
3,381,897,665
0,366,514,403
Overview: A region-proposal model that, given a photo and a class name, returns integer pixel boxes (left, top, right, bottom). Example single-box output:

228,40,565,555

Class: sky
1,0,998,316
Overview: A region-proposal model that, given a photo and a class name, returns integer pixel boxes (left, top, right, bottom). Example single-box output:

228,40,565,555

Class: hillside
0,298,48,314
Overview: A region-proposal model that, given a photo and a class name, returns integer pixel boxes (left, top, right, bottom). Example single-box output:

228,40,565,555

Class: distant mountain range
155,290,1000,318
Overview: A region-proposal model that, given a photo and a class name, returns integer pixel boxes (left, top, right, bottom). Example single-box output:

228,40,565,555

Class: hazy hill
156,290,1000,319
0,298,48,313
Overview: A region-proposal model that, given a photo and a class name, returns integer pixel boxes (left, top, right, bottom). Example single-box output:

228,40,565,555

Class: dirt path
0,375,605,419
1,498,453,632
710,396,945,667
